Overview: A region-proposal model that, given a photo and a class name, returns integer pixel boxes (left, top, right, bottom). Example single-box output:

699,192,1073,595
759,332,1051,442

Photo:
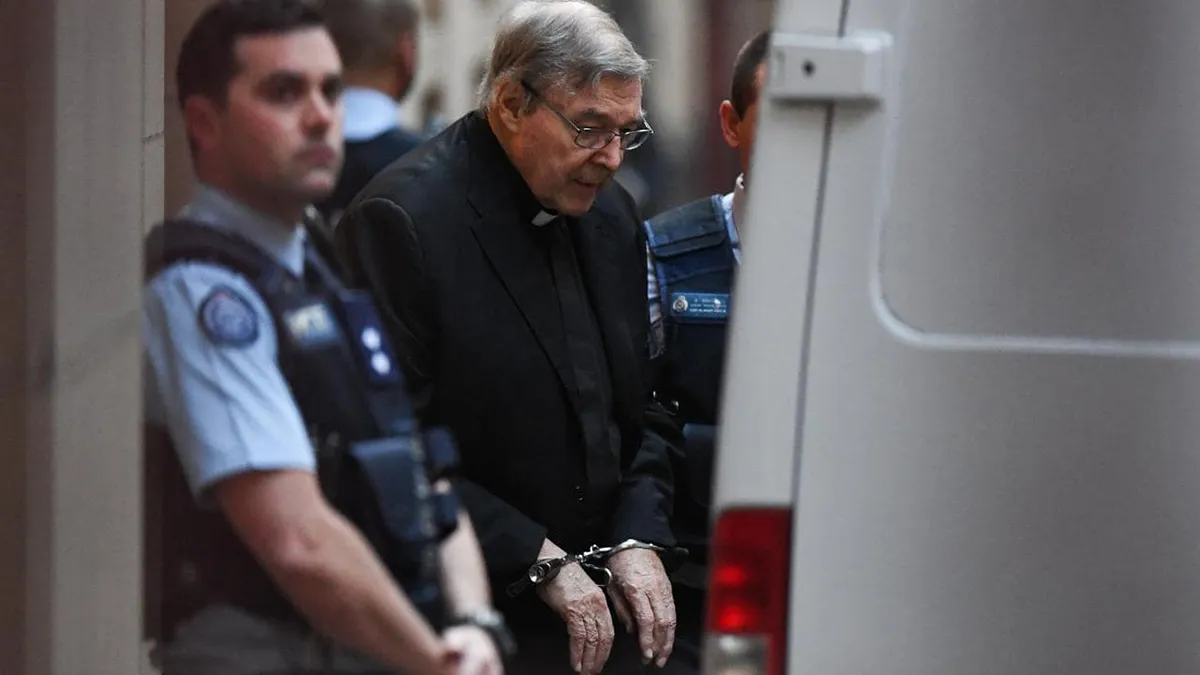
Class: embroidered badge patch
669,292,730,319
198,285,260,346
281,303,340,349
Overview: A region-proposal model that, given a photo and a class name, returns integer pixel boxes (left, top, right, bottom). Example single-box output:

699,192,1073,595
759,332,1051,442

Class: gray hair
476,0,650,111
319,0,418,72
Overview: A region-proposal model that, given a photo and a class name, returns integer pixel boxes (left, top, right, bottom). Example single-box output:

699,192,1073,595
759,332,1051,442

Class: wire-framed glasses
521,80,654,151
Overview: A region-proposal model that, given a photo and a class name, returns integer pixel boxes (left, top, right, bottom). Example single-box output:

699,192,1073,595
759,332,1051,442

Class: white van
704,1,1200,674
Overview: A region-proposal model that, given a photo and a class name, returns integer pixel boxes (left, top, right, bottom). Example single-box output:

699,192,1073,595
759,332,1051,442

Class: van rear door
710,1,1200,674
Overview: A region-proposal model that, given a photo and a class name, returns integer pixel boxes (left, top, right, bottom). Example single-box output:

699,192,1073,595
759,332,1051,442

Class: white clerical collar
531,210,559,227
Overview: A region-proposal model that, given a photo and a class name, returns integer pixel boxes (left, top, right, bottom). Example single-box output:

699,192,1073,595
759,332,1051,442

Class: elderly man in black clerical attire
335,1,683,673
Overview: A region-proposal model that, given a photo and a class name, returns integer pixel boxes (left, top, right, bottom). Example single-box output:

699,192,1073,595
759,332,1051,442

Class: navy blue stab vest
142,218,459,640
645,195,737,583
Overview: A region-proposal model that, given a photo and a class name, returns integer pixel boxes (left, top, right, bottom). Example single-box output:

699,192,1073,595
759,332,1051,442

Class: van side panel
779,1,1200,673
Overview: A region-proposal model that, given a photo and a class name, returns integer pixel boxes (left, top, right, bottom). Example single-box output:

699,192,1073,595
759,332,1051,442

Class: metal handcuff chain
505,539,688,598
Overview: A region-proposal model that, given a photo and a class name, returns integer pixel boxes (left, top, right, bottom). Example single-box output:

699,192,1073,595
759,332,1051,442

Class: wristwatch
449,606,517,659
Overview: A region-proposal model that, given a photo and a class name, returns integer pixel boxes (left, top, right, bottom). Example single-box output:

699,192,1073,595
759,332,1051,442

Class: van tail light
704,507,792,675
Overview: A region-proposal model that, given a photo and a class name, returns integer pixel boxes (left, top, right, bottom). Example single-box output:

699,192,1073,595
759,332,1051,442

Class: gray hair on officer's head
320,0,419,72
476,0,649,111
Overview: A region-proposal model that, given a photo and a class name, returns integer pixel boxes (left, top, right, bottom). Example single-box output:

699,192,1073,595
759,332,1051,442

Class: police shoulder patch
198,285,260,347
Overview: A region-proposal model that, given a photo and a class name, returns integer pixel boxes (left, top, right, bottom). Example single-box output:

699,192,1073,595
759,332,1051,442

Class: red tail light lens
706,507,792,675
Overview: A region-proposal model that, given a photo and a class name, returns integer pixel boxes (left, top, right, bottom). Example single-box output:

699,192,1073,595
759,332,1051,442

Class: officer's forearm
438,509,492,615
266,506,451,674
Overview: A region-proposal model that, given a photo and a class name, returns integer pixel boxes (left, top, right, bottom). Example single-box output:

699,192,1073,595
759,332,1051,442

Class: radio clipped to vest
422,426,463,537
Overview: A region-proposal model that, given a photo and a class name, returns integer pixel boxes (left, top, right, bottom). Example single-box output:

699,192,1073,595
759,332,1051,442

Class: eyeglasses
521,80,654,151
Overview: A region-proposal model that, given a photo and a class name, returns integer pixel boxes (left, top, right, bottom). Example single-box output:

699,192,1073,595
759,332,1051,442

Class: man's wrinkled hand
442,625,503,675
605,547,676,668
536,562,614,675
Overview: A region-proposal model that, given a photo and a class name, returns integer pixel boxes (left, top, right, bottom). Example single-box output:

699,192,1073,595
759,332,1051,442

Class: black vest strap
147,213,337,291
645,196,727,259
302,209,345,279
302,231,347,295
646,196,737,300
145,218,295,287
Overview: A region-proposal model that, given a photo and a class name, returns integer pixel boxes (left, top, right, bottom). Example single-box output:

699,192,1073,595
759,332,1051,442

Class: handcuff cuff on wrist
505,539,689,598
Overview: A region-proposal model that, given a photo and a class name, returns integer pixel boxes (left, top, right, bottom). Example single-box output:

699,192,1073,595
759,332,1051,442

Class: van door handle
767,30,893,104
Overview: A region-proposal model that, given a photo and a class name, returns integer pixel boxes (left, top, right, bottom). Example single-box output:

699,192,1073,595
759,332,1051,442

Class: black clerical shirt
533,215,625,511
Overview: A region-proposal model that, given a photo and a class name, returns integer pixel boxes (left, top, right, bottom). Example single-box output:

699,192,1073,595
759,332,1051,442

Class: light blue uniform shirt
646,178,743,349
143,184,315,498
341,86,402,142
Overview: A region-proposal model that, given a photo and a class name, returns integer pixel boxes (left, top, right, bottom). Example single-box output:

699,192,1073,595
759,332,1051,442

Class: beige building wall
165,0,216,216
401,0,520,129
0,0,162,673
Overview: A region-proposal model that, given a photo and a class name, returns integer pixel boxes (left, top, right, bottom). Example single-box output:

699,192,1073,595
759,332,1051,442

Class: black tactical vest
645,196,737,582
142,218,460,640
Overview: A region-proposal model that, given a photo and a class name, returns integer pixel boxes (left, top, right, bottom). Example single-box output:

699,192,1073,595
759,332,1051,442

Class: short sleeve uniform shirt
142,184,316,499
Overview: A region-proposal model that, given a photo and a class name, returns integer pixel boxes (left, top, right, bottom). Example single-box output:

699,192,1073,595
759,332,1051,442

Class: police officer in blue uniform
316,0,425,222
644,30,771,675
142,3,509,674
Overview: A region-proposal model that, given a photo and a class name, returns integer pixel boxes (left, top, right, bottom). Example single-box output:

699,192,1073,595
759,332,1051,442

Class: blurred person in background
421,85,450,137
642,29,770,675
317,0,423,221
335,1,685,672
142,1,509,673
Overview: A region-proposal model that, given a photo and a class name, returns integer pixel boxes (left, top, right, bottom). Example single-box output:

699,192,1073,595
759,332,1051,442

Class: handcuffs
506,539,689,598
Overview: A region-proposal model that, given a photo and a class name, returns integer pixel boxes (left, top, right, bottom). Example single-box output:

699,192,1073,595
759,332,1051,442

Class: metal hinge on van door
767,31,893,104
